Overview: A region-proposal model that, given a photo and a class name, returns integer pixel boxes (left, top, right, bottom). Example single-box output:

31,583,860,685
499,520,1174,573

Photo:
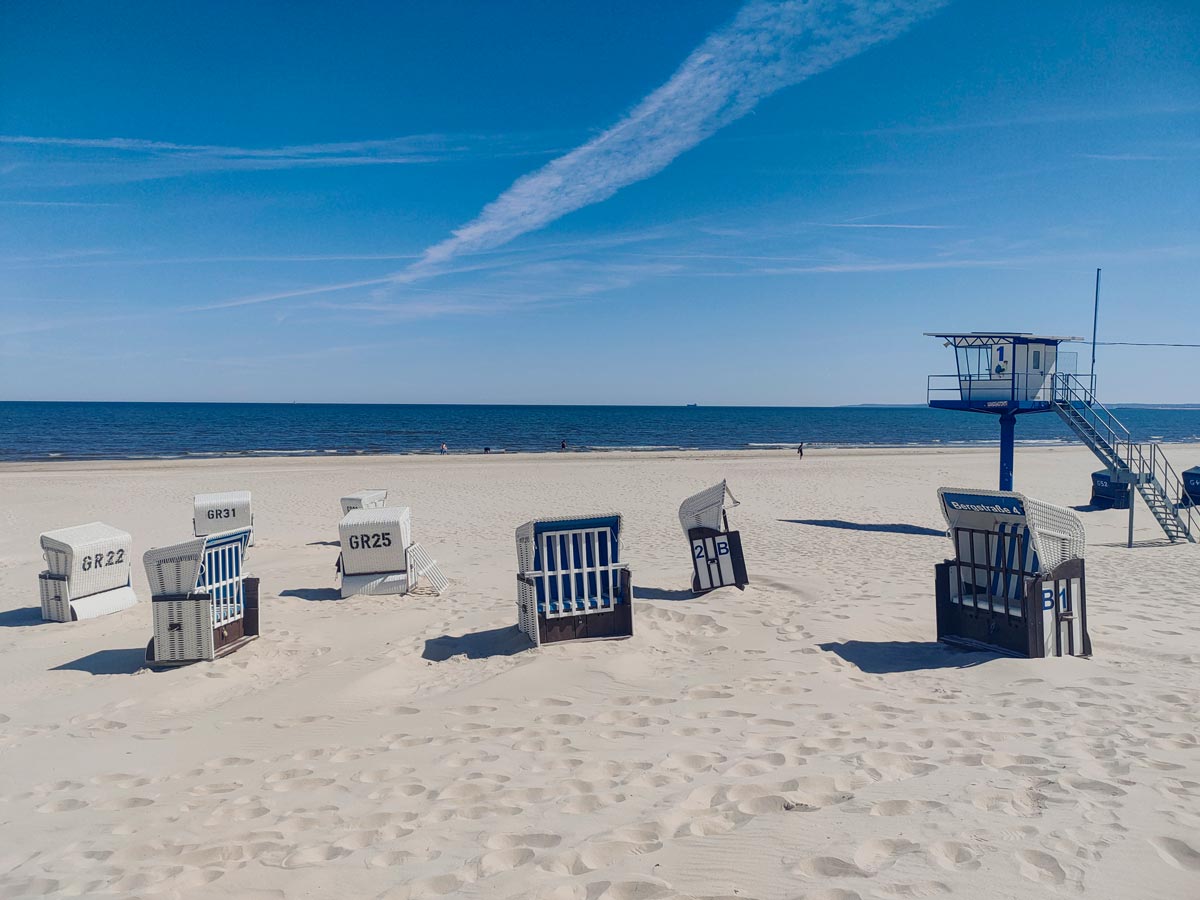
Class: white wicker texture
406,543,448,594
1023,495,1087,571
153,597,214,662
340,571,410,598
339,507,413,576
678,481,737,536
516,583,541,647
340,489,388,516
40,522,133,599
143,536,207,596
194,491,253,538
38,574,71,622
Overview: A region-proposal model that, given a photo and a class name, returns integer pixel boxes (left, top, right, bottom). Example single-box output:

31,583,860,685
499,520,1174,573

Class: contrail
412,0,948,274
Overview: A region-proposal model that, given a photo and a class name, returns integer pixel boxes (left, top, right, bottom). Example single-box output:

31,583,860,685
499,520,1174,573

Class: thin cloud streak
411,0,948,274
0,132,554,186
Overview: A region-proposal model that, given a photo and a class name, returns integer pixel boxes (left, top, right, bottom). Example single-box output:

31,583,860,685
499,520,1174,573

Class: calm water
2,402,1199,462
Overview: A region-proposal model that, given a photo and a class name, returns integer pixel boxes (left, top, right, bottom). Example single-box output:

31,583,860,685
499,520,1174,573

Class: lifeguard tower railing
927,373,1090,406
1050,373,1195,542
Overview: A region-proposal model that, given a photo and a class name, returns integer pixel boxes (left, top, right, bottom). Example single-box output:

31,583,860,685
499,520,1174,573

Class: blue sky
1,0,1197,404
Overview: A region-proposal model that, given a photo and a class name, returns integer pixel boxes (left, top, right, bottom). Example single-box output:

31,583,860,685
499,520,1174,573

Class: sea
1,401,1199,463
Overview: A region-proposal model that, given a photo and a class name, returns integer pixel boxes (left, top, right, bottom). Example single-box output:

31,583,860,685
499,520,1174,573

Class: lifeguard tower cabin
926,333,1081,491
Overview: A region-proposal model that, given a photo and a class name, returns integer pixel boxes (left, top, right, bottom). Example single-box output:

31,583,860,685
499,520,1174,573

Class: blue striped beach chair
935,488,1090,658
144,526,260,667
515,514,633,647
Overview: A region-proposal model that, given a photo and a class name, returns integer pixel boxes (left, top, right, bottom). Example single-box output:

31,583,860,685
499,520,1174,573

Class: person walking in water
440,442,448,455
797,442,804,458
560,439,567,451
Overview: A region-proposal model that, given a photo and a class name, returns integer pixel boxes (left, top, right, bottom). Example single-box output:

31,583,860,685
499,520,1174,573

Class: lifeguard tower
927,332,1196,543
926,333,1078,491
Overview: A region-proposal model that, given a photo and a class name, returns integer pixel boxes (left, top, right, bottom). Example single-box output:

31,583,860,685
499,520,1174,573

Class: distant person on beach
561,439,567,451
440,442,448,455
797,443,804,458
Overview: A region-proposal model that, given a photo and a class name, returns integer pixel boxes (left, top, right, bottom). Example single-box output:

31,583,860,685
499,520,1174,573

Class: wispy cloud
410,0,948,274
0,199,118,207
1078,152,1172,162
799,221,953,229
0,133,552,186
863,103,1200,136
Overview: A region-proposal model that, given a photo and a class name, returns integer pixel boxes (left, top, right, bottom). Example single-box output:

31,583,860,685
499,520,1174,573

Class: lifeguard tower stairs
928,332,1195,544
1052,375,1194,542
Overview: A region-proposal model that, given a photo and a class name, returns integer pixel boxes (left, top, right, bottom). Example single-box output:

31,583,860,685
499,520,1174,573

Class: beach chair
679,480,749,594
340,489,388,516
515,514,633,647
337,506,447,598
194,491,253,545
144,526,259,667
38,522,139,622
935,487,1091,659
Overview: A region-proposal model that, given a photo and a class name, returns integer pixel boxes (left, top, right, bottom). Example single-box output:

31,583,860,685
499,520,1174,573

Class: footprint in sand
1148,836,1200,871
1013,849,1067,884
486,832,562,850
792,856,868,878
927,841,979,871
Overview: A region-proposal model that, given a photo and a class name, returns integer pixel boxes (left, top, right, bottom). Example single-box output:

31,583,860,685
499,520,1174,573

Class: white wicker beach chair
515,513,632,648
144,526,259,666
337,506,448,597
340,489,388,516
38,522,138,622
678,481,749,594
194,491,253,544
935,487,1090,658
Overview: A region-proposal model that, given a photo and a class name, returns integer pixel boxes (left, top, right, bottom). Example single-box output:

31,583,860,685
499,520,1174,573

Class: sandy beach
1,445,1198,900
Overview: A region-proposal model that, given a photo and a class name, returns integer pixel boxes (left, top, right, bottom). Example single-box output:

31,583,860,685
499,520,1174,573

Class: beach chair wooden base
935,559,1090,659
146,577,261,668
534,599,634,646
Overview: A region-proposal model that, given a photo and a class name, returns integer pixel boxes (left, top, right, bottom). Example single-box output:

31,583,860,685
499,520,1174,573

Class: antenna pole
1090,268,1101,389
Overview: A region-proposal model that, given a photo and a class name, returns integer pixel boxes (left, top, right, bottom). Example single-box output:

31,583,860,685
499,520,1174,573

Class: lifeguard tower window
1032,350,1041,370
957,346,992,378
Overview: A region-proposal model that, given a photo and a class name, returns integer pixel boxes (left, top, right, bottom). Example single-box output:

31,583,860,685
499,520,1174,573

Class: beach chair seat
337,506,446,598
515,514,633,647
194,491,253,546
38,522,139,622
679,481,749,594
340,489,388,516
934,488,1090,659
144,526,259,667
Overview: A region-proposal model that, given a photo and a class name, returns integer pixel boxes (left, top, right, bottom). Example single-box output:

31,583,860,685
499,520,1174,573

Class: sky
1,0,1198,405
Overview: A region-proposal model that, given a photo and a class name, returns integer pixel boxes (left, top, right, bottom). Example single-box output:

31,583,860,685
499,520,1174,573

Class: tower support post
999,412,1016,491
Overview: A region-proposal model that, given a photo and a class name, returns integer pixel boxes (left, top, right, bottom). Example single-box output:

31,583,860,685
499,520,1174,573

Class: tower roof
925,332,1083,347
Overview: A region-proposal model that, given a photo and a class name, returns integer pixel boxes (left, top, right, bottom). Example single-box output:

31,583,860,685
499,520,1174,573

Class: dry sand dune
0,447,1198,899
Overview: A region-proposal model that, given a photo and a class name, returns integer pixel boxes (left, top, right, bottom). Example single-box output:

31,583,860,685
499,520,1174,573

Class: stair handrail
1053,373,1195,541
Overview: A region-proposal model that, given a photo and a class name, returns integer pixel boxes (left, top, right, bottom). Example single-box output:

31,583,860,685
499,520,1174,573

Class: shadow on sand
422,626,530,662
819,640,998,674
306,540,341,548
280,588,343,602
635,586,694,602
52,647,146,675
0,607,46,628
782,519,946,538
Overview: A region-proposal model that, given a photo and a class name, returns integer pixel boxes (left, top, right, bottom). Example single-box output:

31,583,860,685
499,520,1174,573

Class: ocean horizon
3,400,1199,463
